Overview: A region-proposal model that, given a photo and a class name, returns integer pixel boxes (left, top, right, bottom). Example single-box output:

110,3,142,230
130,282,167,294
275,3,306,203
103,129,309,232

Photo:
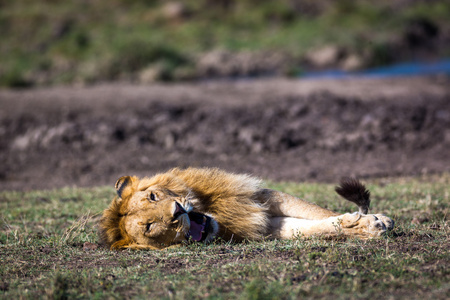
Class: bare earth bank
1,76,449,191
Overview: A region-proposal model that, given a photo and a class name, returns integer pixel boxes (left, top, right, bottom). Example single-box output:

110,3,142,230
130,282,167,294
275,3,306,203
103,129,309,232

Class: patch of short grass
0,174,449,299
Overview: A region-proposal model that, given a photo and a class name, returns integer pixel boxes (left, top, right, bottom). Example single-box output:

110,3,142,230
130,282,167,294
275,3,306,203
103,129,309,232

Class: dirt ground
1,76,449,191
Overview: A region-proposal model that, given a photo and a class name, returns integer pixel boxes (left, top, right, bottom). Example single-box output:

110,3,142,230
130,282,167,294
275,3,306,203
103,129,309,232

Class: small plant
51,272,70,300
57,212,96,247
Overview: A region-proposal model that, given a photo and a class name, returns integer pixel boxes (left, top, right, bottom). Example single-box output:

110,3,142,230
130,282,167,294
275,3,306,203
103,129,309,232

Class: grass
1,0,450,87
0,174,449,299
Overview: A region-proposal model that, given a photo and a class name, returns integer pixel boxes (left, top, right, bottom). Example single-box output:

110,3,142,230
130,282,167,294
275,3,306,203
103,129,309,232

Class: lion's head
98,173,218,250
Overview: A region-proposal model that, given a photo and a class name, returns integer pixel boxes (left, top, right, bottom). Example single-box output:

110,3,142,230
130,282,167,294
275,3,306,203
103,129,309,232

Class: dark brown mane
98,198,127,248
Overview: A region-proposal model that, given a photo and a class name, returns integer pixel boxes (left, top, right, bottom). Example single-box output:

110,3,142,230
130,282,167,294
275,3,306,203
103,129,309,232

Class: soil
1,76,449,191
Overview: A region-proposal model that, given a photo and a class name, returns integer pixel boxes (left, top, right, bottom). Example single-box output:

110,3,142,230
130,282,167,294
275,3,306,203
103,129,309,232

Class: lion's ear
115,176,138,199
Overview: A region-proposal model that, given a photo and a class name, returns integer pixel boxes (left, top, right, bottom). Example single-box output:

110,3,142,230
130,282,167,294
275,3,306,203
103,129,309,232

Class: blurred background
1,0,449,87
1,0,450,190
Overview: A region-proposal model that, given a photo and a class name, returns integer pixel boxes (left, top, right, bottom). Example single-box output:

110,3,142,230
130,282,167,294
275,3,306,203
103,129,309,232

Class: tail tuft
335,178,371,214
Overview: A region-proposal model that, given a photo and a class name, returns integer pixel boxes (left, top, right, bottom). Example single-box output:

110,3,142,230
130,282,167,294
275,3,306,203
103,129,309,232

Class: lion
99,167,394,250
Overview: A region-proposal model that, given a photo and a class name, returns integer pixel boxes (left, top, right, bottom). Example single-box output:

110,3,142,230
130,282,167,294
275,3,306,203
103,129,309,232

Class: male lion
99,167,394,250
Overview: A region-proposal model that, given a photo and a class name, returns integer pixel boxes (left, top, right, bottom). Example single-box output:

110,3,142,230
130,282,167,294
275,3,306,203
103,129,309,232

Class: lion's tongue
188,221,204,242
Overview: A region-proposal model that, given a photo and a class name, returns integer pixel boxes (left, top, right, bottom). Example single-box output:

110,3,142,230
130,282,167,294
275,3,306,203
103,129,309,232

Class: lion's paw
373,214,394,231
339,212,389,238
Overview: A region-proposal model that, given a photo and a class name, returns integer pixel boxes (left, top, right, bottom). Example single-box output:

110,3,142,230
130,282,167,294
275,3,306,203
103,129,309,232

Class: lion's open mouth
186,211,212,242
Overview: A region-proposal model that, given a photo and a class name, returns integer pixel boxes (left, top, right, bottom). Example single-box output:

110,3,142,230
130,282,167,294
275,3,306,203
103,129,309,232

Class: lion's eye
148,192,156,201
146,223,153,231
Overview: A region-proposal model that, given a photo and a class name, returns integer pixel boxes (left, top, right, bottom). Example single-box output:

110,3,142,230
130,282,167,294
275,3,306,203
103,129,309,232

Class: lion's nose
173,202,187,219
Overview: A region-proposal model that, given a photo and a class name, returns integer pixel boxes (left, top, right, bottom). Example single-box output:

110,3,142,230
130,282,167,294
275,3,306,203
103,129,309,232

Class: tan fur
99,167,394,250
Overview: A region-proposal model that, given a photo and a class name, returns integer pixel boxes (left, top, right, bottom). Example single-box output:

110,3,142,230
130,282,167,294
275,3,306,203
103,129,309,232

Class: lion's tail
335,178,371,214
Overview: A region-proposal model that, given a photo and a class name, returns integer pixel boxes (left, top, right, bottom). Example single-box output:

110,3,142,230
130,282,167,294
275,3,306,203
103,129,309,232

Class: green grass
1,0,450,87
1,174,449,299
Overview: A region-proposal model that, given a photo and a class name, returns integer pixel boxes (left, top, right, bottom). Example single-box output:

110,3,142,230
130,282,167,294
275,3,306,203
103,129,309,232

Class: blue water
303,59,450,79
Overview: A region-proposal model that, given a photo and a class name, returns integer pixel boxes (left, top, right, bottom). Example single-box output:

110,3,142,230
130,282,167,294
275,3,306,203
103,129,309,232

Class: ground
1,76,449,191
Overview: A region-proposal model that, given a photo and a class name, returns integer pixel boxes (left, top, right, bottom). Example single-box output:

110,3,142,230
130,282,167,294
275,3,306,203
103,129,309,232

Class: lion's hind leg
255,189,340,220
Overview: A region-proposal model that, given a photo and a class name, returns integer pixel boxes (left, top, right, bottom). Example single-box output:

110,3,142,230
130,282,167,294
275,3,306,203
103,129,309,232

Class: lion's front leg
268,217,338,239
268,212,393,240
